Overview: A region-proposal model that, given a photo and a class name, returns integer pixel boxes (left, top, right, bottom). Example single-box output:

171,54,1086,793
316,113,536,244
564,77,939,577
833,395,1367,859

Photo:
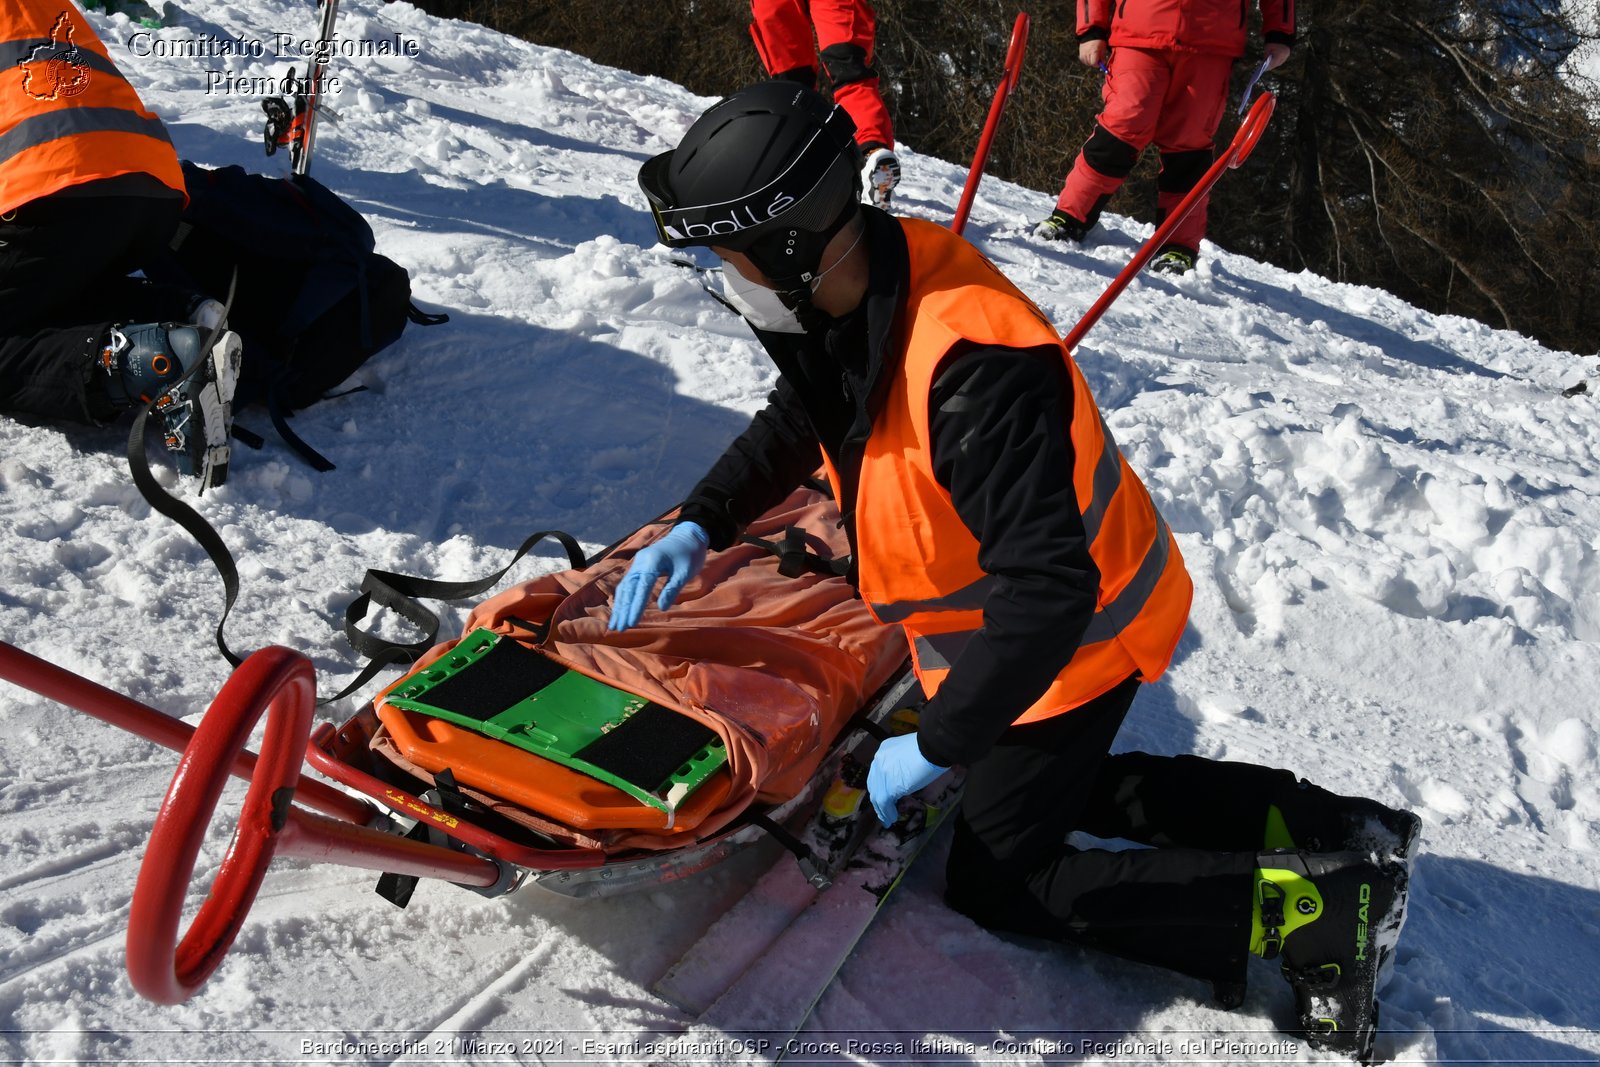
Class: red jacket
1077,0,1295,57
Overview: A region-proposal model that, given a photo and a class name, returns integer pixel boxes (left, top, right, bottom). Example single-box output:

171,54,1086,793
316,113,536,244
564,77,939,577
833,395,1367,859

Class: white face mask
718,224,865,335
721,266,807,333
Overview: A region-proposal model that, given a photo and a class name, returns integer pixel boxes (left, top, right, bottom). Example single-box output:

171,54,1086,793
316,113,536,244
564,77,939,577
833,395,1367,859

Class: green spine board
384,629,726,814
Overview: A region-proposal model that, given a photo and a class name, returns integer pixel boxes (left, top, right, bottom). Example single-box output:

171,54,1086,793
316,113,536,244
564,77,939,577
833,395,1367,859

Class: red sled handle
125,647,317,1004
1061,90,1276,352
951,12,1030,237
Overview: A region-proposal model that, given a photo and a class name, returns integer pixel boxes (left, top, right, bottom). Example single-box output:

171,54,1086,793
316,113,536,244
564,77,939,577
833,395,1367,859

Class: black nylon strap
266,373,337,472
738,525,850,578
407,302,449,326
338,528,589,699
125,270,243,666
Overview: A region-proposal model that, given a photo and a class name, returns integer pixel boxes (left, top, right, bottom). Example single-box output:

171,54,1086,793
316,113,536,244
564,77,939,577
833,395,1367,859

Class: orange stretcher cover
373,484,909,851
372,703,732,835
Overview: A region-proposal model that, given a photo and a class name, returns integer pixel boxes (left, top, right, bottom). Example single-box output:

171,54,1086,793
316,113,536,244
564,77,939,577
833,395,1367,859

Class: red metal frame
0,639,603,1004
0,641,365,822
950,12,1030,237
126,647,319,1003
1062,91,1277,352
303,720,608,872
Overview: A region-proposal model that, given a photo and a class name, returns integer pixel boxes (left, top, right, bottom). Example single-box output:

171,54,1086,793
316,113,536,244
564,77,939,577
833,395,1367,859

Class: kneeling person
615,81,1417,1063
0,1,241,488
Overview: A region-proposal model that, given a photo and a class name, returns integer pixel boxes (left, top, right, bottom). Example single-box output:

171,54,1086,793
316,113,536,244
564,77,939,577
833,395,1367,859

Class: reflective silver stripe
912,631,972,673
1079,409,1124,545
1,38,123,77
0,106,172,165
893,516,1173,650
871,573,995,623
1083,514,1173,642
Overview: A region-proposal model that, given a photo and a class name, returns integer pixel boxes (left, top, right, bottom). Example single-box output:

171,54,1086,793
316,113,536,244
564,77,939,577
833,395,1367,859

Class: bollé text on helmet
666,193,797,242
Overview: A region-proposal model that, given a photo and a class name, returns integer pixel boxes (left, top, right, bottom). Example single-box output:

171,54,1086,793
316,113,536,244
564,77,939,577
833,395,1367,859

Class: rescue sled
0,483,915,1005
0,91,1283,1009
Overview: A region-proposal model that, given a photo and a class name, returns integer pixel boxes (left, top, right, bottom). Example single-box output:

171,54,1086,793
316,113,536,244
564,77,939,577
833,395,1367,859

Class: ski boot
1265,780,1422,867
1033,209,1089,244
1148,246,1197,275
860,144,901,208
1253,849,1411,1065
101,315,243,491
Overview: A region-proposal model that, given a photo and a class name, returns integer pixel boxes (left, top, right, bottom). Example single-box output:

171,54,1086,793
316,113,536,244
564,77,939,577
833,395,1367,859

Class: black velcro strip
413,638,566,722
575,704,717,793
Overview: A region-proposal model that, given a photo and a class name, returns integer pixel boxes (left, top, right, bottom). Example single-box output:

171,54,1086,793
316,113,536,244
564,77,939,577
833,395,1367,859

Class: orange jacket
823,219,1192,725
0,3,184,215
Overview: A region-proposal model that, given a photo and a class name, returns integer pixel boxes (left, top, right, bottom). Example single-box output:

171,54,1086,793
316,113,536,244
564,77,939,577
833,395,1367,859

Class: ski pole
1237,56,1272,115
951,11,1030,237
1061,90,1276,352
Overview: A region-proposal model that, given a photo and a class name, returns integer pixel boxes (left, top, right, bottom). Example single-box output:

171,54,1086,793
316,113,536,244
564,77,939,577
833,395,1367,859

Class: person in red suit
748,0,901,207
1035,0,1294,275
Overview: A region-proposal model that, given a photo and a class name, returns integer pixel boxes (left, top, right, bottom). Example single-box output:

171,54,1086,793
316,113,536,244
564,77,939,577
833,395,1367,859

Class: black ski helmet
639,81,862,291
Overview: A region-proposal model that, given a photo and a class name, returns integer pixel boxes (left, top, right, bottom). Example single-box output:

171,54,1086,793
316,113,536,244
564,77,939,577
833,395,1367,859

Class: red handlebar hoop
125,646,316,1004
1228,90,1274,168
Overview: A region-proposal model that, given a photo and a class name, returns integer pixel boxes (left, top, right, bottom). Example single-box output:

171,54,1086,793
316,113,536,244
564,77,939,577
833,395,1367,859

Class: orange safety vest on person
822,218,1192,724
0,3,185,215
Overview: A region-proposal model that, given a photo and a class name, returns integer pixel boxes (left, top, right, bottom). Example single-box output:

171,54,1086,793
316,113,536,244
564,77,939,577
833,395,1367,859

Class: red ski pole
1062,90,1277,352
951,12,1030,237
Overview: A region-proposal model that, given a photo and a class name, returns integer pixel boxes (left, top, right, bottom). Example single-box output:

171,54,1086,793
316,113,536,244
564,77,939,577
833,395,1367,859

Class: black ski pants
945,675,1316,994
0,191,190,423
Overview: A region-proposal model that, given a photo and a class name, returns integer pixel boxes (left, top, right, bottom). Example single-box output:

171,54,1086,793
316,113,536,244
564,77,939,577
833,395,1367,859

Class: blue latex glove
867,733,949,825
608,521,710,631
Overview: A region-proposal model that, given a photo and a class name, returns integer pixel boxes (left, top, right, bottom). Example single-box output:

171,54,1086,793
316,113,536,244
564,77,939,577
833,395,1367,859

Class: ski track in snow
1,0,1598,1063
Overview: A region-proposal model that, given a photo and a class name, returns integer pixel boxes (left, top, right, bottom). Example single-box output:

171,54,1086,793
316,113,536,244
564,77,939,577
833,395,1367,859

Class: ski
654,754,880,1015
652,676,922,1015
685,773,963,1063
262,0,340,175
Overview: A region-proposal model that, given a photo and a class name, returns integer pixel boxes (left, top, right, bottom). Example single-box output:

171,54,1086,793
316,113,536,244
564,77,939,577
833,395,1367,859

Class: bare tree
404,0,1600,354
1218,0,1600,354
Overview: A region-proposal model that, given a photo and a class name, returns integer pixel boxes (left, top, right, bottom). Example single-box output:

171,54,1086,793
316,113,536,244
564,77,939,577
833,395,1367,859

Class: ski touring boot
1148,246,1197,275
1033,209,1089,244
1252,849,1412,1065
1265,781,1423,868
860,143,901,208
102,311,243,491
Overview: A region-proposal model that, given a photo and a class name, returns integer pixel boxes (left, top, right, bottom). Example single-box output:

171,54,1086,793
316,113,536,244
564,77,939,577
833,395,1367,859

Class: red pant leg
1055,46,1173,221
750,0,819,79
809,0,893,147
1151,51,1233,253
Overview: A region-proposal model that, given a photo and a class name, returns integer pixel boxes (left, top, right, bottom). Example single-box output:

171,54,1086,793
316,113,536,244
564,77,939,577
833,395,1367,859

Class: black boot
1252,849,1411,1065
1267,778,1421,866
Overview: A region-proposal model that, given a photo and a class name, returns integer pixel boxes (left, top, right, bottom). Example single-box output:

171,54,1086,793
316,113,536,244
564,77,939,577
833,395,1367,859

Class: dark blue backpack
157,162,446,413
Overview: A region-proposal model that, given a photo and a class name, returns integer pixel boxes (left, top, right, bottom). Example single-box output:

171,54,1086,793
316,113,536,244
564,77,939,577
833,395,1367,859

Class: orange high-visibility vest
822,218,1192,724
1,3,184,215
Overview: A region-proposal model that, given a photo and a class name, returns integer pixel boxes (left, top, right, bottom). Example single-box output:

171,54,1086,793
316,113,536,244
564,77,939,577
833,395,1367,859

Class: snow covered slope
1,1,1597,1063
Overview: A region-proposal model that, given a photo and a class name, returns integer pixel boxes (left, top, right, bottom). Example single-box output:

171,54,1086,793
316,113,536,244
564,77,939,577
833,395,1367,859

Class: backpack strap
125,270,246,667
408,302,449,326
266,372,337,472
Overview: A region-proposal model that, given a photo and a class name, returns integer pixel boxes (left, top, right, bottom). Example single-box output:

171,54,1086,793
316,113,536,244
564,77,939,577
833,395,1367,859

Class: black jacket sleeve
913,344,1103,768
677,375,823,550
